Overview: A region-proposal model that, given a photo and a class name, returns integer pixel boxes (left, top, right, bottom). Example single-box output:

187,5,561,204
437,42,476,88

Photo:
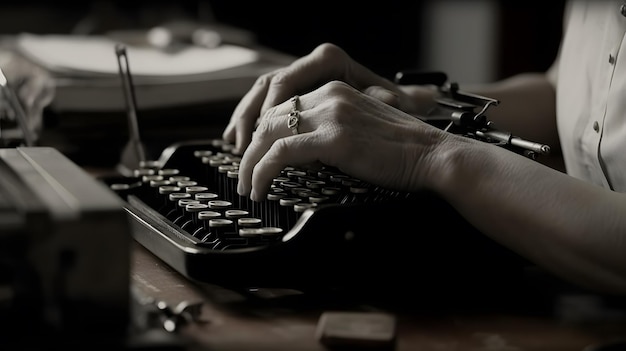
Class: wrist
425,135,488,201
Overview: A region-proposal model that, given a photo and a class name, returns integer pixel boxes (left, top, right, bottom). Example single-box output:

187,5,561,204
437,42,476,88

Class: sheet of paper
15,33,260,78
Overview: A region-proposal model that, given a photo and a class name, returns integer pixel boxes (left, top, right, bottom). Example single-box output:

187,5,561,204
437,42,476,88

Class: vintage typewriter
101,66,550,295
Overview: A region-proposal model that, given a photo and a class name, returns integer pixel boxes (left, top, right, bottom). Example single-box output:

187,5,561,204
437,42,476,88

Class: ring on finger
287,95,300,135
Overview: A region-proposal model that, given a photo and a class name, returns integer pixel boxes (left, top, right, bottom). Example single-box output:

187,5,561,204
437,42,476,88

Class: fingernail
250,189,259,202
237,181,245,196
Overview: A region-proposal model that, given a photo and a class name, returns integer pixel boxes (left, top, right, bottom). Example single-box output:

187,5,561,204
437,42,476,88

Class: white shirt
553,0,626,191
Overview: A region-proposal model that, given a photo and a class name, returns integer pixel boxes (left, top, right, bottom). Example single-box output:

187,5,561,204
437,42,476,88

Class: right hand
221,43,414,155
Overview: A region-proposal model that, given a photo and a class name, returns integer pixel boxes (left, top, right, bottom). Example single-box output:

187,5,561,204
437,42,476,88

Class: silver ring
287,95,300,135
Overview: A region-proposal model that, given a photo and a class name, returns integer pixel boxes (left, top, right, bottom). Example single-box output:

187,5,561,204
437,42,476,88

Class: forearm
429,137,626,294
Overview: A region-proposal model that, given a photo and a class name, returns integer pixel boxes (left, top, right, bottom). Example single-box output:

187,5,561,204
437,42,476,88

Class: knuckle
314,43,346,61
255,72,273,87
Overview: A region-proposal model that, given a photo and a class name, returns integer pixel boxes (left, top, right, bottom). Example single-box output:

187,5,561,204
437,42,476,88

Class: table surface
130,242,626,351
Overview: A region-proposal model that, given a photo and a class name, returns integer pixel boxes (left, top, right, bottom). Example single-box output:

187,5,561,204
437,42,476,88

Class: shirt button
621,3,626,17
609,54,616,64
593,121,600,132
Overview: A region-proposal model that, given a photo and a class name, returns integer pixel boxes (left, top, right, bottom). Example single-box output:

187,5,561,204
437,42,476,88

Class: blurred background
0,0,566,166
0,0,565,82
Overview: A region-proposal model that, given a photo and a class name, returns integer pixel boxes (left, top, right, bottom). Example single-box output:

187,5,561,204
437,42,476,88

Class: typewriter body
102,138,530,298
99,72,546,295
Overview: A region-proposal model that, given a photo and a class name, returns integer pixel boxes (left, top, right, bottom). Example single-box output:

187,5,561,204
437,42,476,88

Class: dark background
0,0,566,80
0,0,566,166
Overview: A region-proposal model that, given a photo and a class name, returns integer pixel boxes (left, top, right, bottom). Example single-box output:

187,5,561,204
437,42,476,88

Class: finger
237,100,310,197
260,43,396,115
249,132,330,202
222,72,275,154
363,85,400,108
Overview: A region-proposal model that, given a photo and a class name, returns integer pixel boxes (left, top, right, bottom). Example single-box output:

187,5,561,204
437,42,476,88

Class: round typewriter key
306,179,326,189
169,175,191,183
258,227,284,243
208,200,232,211
195,192,219,203
330,174,350,184
150,179,171,187
186,186,209,195
169,192,192,201
321,187,341,196
225,209,249,219
287,170,307,180
110,181,141,200
272,176,290,186
238,227,263,238
156,185,180,212
259,226,283,236
225,155,241,164
279,197,301,230
195,192,219,204
297,174,317,184
145,179,171,207
350,185,369,194
279,197,302,206
309,195,330,204
292,187,312,198
238,217,262,228
142,174,163,183
181,203,209,232
110,183,131,191
226,169,240,206
186,203,209,212
280,181,300,191
197,210,223,239
165,192,192,220
198,210,222,220
159,168,180,177
343,185,370,204
321,186,342,202
204,155,226,189
177,180,198,188
178,199,200,207
133,168,155,178
226,209,249,233
218,164,236,173
207,156,225,166
208,218,235,249
159,185,181,194
193,150,213,158
218,165,236,197
294,202,315,215
266,192,286,227
172,199,199,225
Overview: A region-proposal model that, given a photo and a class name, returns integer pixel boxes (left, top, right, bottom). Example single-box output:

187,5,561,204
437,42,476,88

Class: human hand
237,80,451,202
222,43,415,155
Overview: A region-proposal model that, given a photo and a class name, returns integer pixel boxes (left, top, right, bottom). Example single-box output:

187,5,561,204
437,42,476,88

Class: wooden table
130,242,626,351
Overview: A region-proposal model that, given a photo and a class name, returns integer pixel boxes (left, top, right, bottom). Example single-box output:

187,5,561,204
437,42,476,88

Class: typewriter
100,72,550,296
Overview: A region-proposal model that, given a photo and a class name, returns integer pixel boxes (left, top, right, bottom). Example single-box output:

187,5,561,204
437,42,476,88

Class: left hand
237,80,452,202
